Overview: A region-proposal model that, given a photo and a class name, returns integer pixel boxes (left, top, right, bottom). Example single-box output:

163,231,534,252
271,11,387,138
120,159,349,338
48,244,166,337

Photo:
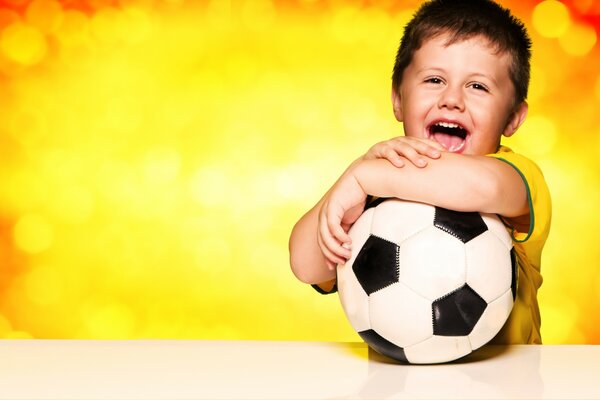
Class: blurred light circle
519,115,558,156
25,265,62,306
241,0,275,31
0,22,47,66
559,23,597,56
49,186,95,225
25,0,64,34
532,0,571,38
55,10,89,45
13,214,54,254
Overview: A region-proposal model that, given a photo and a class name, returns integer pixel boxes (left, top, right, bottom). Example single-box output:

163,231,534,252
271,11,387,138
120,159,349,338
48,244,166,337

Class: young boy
289,0,551,344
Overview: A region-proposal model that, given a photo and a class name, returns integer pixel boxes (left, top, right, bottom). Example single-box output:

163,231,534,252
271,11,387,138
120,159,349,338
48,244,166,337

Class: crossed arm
288,138,529,286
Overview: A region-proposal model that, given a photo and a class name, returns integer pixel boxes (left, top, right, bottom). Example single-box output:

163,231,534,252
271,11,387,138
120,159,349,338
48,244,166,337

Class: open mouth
428,121,468,153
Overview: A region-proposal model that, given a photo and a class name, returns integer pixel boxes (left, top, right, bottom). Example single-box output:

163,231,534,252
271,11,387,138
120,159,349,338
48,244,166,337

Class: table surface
0,340,598,399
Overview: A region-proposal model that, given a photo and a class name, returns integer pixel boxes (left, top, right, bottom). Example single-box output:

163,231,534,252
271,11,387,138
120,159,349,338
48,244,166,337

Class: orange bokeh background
1,0,599,343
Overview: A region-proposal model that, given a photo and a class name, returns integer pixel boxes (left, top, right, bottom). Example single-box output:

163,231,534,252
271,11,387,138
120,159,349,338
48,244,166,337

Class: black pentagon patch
358,329,408,363
432,284,487,336
510,248,518,300
433,207,488,243
353,235,399,295
364,196,388,211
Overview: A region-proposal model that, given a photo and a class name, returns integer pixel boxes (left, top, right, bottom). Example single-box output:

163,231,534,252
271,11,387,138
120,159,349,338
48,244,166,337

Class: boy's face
392,33,527,155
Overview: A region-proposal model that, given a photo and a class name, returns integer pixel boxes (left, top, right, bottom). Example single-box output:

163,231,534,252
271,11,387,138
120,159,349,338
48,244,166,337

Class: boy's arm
289,194,337,285
289,140,443,287
355,154,528,216
289,157,366,286
321,154,529,267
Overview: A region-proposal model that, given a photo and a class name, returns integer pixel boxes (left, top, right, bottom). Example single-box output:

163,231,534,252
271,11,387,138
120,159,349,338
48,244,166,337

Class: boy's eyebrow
469,72,499,86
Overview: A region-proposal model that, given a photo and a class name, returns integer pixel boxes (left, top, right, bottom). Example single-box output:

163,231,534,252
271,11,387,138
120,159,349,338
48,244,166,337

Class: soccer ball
337,198,516,364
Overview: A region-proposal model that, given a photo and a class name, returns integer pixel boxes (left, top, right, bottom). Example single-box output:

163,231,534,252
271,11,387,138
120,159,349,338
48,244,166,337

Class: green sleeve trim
494,157,534,243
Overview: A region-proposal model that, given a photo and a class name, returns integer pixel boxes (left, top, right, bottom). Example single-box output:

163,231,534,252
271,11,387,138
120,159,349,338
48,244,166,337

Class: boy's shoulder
486,146,547,183
488,145,551,244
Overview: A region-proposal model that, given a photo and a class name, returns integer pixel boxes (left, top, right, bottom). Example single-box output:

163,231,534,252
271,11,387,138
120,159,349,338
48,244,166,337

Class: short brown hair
392,0,532,105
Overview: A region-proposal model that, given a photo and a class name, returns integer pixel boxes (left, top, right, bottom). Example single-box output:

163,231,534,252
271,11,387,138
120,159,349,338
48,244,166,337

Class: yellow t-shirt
487,146,552,344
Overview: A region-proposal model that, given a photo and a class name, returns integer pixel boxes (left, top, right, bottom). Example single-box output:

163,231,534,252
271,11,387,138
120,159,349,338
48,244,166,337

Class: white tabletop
0,340,597,399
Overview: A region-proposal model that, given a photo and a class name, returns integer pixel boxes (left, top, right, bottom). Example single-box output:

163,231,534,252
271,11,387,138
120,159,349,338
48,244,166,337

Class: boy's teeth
437,122,460,128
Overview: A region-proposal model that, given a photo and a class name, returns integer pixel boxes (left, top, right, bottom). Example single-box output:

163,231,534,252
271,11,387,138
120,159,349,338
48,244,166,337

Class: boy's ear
391,87,403,122
503,101,528,137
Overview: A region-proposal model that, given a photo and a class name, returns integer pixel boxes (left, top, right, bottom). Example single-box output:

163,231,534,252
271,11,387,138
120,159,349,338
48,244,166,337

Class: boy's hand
317,172,367,270
364,136,445,168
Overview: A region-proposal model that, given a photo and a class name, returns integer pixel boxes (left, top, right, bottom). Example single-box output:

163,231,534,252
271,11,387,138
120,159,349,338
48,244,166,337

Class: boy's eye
469,82,489,92
424,77,443,84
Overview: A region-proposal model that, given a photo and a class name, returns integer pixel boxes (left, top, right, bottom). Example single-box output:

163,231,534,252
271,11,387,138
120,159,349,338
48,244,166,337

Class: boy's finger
326,205,352,243
320,235,349,266
386,150,405,168
396,144,427,167
325,259,336,271
410,139,442,157
329,219,352,249
317,232,347,265
422,138,446,152
320,217,352,259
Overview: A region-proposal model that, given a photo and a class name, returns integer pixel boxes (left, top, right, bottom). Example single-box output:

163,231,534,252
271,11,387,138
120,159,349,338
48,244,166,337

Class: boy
288,0,551,344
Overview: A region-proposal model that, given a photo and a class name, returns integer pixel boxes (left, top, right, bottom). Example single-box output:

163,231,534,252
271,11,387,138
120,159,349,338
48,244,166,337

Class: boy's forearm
289,197,336,284
351,154,528,217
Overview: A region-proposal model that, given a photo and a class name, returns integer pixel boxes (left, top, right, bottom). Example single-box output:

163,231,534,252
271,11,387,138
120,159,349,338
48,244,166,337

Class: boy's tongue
432,132,464,152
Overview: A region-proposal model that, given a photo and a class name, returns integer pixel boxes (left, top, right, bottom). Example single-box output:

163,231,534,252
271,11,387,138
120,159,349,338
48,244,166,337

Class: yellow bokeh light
90,7,126,44
241,0,275,31
542,300,581,343
143,148,181,186
55,10,89,46
83,303,137,338
532,0,571,38
24,0,64,34
47,185,94,225
340,95,378,136
0,1,597,344
9,110,47,148
13,214,54,254
0,314,12,337
517,115,558,156
24,265,63,306
0,22,47,66
528,65,547,103
121,7,153,44
189,166,236,207
559,22,597,56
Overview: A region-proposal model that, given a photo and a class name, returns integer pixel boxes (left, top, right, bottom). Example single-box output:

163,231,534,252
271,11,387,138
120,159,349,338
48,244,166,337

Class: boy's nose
437,86,465,111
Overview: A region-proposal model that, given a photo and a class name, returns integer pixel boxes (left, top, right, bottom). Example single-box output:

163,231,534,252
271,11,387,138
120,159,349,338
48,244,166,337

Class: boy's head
392,0,531,107
390,0,532,155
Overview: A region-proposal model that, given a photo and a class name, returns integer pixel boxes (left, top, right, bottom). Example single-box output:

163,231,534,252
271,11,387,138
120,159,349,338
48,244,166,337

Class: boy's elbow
289,252,311,284
476,161,528,217
289,241,333,285
288,238,318,284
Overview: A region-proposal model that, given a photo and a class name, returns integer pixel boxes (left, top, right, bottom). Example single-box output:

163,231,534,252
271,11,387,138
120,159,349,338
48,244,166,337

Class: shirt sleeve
487,149,552,245
311,282,337,294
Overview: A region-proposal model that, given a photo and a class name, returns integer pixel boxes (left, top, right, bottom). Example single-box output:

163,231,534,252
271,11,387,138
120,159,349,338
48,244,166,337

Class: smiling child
289,0,551,344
